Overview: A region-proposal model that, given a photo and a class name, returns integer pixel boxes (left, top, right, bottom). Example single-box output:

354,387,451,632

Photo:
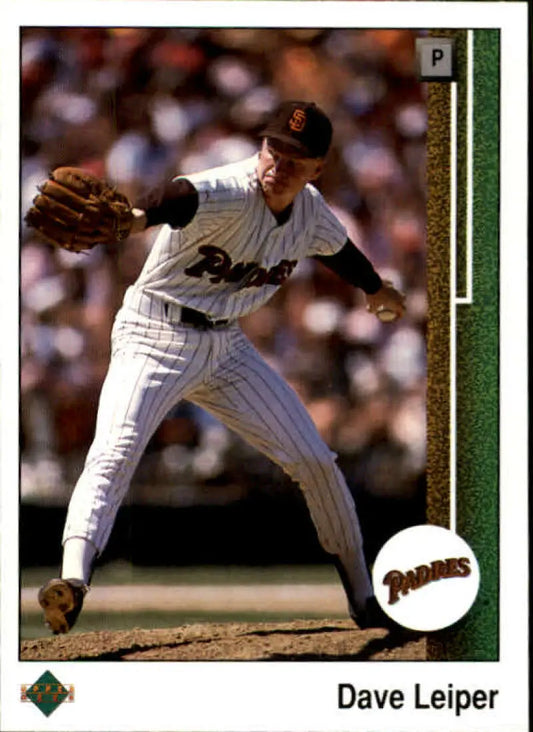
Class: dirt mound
21,619,426,661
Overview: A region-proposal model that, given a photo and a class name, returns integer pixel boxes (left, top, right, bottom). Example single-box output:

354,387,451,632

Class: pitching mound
21,619,426,661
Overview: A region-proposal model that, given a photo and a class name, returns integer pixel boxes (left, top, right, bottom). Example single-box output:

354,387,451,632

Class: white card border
1,2,528,731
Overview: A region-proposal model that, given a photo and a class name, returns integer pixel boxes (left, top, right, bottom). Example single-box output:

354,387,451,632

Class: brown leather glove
25,167,133,253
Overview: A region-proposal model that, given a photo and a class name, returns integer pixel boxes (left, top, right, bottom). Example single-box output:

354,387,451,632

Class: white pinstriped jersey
124,155,347,320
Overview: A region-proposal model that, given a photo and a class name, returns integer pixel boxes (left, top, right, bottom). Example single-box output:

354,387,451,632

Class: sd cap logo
288,109,307,132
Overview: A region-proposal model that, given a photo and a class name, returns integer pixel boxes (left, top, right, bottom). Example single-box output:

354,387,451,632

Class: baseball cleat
352,595,406,632
38,578,88,634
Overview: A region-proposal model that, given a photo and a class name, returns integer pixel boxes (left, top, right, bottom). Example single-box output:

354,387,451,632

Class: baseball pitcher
26,101,406,634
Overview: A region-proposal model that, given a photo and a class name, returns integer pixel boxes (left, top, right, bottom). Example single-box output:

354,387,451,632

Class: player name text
338,683,499,717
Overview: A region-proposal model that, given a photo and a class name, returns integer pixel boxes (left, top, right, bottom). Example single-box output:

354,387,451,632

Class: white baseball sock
61,537,97,585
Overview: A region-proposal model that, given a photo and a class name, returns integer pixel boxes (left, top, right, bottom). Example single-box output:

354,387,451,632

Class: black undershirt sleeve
136,178,199,229
313,238,383,294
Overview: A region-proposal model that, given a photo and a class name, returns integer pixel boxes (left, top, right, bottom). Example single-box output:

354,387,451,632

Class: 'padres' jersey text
184,244,297,287
125,155,347,320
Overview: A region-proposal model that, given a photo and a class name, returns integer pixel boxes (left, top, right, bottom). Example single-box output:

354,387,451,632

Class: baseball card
0,1,529,731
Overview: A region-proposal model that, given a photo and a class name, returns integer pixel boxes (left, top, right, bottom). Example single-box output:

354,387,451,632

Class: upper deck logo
21,670,74,717
372,525,480,631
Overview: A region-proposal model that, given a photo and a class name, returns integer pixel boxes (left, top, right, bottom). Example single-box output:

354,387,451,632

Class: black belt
179,306,229,330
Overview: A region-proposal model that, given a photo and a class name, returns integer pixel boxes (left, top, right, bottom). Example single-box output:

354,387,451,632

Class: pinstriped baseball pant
63,305,373,609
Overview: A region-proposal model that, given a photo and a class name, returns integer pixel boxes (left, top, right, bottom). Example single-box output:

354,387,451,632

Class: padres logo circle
372,525,480,631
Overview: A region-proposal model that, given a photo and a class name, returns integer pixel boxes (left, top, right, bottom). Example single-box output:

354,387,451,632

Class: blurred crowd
20,27,427,510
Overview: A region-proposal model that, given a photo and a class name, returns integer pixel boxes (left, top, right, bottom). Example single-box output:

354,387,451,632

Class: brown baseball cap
261,100,333,158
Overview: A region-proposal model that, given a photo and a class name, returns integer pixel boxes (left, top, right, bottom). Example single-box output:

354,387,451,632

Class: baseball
376,306,399,323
